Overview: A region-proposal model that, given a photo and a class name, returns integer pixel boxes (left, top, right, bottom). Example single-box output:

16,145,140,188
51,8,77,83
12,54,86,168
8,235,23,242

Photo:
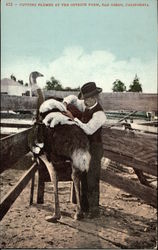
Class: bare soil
0,156,157,249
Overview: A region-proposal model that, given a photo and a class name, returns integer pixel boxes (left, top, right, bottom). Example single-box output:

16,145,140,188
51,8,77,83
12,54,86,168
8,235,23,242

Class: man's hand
63,102,67,108
62,110,74,120
63,102,74,119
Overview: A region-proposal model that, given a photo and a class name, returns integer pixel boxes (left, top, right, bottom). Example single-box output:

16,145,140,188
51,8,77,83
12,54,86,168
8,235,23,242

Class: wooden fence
0,128,32,173
0,92,157,220
1,92,157,112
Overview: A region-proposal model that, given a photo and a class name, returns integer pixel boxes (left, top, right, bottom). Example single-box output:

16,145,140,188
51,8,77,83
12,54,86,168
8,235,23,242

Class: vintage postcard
1,0,157,249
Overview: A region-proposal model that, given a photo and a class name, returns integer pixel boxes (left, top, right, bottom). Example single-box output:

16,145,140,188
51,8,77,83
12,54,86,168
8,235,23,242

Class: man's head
84,96,97,108
78,82,102,108
78,82,102,99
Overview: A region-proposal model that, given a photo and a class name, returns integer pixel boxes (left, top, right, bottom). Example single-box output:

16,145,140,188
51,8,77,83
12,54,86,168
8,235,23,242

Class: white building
1,78,31,96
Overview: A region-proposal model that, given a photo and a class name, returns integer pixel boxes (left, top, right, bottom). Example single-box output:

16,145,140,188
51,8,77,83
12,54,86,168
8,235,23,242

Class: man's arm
63,95,85,112
74,111,106,135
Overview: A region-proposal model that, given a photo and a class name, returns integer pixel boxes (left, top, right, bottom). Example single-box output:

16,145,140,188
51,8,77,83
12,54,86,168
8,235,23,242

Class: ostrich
38,99,91,222
32,99,91,222
28,72,91,222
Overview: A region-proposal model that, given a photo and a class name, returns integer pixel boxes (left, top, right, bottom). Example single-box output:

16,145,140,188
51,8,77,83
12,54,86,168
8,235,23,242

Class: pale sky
1,0,157,92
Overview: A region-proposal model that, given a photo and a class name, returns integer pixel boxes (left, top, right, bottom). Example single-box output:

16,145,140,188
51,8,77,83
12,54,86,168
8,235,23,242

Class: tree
10,74,16,81
64,86,80,91
128,74,142,92
18,80,24,85
46,76,63,91
45,77,81,91
112,79,126,92
65,86,73,91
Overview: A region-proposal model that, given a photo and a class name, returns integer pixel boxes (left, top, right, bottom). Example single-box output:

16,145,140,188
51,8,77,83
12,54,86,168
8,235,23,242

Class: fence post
37,176,45,204
36,158,51,204
70,182,77,204
30,174,35,205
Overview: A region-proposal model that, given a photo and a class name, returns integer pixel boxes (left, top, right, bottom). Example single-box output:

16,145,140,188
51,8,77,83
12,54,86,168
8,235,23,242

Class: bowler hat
78,82,102,99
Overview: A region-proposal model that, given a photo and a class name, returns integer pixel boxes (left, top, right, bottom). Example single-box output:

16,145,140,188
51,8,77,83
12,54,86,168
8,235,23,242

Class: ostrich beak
39,73,44,77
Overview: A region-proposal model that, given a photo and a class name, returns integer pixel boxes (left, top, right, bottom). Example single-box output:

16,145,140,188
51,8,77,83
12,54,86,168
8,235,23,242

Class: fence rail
102,127,157,176
0,128,32,173
0,163,38,220
0,123,32,128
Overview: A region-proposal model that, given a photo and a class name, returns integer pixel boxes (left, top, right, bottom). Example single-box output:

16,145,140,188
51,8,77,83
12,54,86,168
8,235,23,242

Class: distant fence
1,92,157,112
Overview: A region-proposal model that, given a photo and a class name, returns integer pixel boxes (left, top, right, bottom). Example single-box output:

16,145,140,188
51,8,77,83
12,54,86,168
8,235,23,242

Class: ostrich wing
40,99,67,113
43,112,76,127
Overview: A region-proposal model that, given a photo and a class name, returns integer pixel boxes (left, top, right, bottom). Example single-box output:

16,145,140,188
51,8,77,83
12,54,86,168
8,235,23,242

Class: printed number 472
6,2,13,6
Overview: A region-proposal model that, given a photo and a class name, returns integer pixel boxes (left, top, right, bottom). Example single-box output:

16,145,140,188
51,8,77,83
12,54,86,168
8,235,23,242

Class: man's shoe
86,208,100,219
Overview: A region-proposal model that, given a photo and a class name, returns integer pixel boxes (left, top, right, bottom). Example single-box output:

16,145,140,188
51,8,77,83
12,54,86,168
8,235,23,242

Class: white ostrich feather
39,99,67,113
35,142,44,148
43,112,76,127
43,112,63,126
72,149,91,172
32,146,41,154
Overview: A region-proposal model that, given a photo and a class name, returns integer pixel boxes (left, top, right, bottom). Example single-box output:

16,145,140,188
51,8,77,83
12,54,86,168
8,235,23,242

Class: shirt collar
86,101,98,110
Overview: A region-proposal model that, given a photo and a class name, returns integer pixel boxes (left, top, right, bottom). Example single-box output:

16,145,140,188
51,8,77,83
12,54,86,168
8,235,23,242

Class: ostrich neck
29,74,45,121
36,88,45,122
29,75,37,85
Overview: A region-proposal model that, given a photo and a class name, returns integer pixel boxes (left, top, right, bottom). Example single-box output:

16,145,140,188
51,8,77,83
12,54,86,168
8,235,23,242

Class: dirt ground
0,155,157,249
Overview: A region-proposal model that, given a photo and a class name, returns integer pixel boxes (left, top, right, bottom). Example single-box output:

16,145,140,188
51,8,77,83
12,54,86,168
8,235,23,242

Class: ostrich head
29,71,44,85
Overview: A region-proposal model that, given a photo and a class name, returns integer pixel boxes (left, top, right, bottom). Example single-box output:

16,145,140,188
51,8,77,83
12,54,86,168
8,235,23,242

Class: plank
0,123,32,128
0,163,38,220
105,122,157,134
138,121,157,126
1,92,157,112
101,168,157,208
0,128,32,172
102,127,157,176
129,123,157,134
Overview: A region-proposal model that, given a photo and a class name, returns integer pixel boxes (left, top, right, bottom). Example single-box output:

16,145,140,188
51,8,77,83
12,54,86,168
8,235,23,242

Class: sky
1,0,157,92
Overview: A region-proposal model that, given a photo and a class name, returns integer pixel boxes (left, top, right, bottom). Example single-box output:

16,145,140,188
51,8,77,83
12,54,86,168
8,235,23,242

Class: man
63,82,106,217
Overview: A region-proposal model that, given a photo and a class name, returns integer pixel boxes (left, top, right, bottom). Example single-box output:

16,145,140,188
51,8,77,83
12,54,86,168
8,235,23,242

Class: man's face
84,96,97,108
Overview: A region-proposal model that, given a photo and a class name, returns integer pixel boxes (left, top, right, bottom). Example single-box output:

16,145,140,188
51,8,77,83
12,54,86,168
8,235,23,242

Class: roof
1,78,23,86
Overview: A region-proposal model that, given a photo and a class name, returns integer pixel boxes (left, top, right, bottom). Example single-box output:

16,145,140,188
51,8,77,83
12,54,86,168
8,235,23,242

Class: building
1,78,31,96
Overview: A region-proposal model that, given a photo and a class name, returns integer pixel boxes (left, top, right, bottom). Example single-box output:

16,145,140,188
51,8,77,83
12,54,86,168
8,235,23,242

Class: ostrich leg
72,169,84,220
39,154,61,222
51,169,61,221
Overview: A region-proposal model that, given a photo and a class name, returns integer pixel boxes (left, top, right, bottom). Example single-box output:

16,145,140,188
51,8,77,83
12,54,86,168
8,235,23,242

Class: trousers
81,142,103,213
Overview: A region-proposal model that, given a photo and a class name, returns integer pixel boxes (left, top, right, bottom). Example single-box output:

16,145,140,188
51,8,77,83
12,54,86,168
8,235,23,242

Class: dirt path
0,159,157,249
